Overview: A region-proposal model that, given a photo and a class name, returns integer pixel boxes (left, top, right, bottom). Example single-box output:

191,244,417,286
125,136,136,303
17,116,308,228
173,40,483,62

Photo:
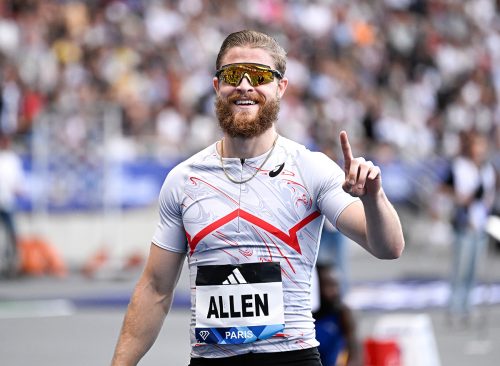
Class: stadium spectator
0,1,495,158
0,131,25,276
441,130,496,323
313,263,362,366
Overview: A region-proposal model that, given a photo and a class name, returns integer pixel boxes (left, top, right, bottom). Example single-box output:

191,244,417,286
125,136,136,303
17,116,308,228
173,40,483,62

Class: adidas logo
222,268,247,285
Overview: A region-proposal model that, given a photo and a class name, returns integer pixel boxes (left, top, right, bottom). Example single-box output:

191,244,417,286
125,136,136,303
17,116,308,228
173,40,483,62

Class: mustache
226,92,266,104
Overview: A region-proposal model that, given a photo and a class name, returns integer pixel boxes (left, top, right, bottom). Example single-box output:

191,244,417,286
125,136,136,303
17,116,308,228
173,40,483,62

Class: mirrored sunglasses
215,63,283,87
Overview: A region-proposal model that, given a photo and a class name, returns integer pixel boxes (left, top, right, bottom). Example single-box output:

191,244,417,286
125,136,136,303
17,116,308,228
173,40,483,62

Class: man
112,30,404,366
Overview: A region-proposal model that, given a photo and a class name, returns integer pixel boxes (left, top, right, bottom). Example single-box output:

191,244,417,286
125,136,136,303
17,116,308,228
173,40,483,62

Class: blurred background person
313,263,362,366
0,132,25,277
441,130,496,324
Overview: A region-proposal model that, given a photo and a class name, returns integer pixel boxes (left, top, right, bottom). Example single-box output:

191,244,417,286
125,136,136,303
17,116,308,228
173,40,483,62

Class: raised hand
340,130,381,197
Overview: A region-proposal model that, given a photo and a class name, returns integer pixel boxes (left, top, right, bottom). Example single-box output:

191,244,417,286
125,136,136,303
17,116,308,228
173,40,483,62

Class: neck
219,128,277,158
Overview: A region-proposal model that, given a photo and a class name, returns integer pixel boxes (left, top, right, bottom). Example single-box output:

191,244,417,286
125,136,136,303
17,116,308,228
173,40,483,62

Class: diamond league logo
199,330,210,340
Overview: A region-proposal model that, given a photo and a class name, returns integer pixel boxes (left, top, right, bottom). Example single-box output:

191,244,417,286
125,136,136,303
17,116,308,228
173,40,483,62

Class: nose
236,73,255,91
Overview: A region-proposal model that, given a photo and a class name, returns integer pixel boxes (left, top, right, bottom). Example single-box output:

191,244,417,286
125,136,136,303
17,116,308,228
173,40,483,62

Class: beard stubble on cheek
215,93,280,138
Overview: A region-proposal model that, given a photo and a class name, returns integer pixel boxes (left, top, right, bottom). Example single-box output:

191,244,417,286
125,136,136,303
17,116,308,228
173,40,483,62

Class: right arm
111,244,186,366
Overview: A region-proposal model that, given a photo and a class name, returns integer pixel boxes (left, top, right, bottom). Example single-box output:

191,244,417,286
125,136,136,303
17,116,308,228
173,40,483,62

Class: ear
277,77,288,98
213,77,220,93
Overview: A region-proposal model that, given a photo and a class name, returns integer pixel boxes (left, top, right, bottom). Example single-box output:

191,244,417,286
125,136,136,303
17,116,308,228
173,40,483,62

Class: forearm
111,278,173,365
360,189,405,259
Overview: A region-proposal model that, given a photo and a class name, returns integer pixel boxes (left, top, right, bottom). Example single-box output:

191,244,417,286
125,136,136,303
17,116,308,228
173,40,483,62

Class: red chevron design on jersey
185,210,321,255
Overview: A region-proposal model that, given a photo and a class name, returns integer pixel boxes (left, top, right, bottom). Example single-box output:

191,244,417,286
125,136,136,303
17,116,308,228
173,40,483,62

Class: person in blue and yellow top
313,263,361,366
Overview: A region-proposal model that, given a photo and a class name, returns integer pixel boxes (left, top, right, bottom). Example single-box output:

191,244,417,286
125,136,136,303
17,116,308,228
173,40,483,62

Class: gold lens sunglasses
215,63,283,87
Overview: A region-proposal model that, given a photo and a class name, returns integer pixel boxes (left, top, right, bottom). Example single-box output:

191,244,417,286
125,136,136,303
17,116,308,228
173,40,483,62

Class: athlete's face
213,47,288,138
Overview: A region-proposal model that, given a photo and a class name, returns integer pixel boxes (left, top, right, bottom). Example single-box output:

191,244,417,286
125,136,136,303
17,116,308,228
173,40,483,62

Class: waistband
188,347,321,366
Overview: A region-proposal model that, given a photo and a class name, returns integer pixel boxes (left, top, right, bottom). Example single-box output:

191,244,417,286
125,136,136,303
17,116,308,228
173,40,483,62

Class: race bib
195,262,285,344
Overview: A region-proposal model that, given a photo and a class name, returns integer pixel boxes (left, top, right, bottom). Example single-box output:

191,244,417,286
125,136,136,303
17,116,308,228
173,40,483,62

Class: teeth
235,100,256,105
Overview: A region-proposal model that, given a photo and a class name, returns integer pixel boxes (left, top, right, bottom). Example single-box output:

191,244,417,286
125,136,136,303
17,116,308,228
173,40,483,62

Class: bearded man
112,30,404,366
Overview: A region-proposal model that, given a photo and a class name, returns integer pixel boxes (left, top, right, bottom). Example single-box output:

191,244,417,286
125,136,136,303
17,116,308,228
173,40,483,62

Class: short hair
216,30,287,75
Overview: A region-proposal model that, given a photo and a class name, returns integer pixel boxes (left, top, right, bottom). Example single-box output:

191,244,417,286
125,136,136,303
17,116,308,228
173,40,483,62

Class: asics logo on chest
269,162,285,177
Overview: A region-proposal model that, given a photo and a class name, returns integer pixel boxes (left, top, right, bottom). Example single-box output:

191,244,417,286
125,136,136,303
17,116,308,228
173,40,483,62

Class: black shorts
188,347,323,366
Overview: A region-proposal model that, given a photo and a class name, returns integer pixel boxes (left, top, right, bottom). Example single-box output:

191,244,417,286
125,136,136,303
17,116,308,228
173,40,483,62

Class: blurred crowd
0,0,499,210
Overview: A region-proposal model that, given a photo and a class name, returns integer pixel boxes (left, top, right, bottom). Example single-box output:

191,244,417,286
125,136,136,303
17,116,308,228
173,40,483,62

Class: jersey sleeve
151,165,189,253
309,152,359,227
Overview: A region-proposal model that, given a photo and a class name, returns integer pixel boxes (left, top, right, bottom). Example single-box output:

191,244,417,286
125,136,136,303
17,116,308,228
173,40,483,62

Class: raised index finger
340,130,353,172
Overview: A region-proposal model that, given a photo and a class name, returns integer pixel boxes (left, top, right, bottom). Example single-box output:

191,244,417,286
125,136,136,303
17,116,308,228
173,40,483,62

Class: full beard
215,93,280,138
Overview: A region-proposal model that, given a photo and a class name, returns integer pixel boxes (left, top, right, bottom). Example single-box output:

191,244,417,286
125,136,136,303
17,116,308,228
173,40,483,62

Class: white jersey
152,136,358,358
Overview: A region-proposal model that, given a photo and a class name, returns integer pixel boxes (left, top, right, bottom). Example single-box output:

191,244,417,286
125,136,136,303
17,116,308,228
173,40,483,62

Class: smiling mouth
234,100,257,106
